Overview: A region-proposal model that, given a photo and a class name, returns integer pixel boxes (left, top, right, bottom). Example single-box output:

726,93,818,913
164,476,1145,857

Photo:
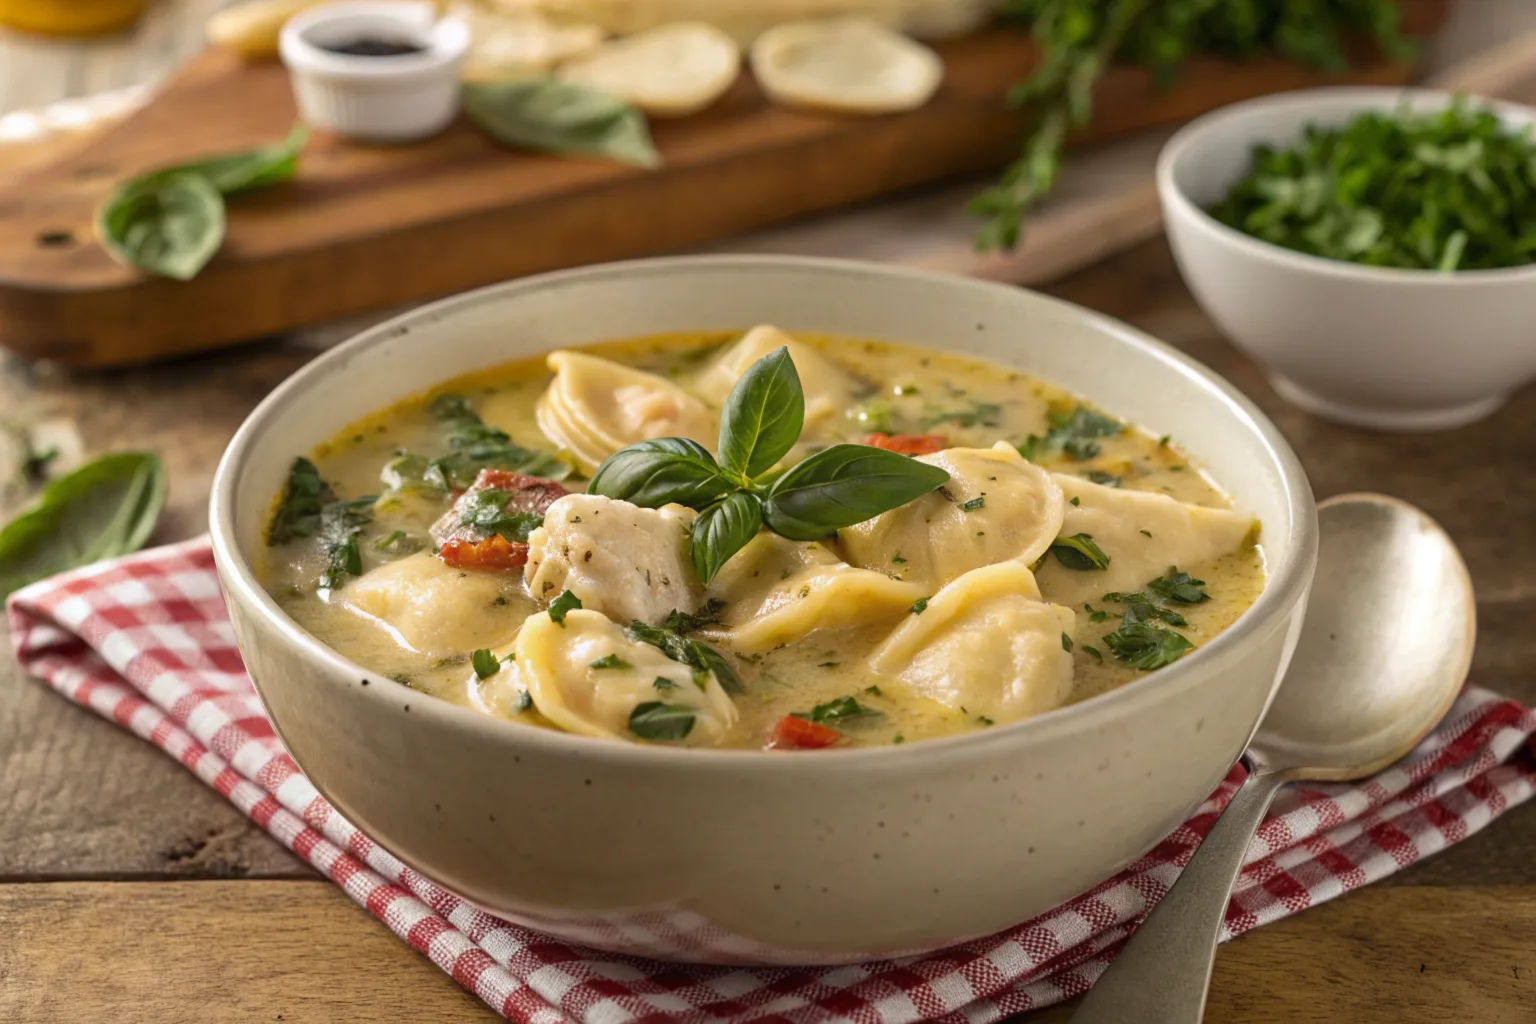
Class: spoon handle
1066,767,1288,1024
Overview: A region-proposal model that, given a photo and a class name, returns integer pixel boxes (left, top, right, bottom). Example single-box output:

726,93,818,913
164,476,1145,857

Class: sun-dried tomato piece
431,469,569,549
863,433,948,456
766,715,844,751
439,535,529,571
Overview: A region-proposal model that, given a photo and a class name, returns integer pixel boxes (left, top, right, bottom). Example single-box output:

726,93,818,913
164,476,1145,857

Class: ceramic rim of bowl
1158,85,1536,286
209,254,1318,770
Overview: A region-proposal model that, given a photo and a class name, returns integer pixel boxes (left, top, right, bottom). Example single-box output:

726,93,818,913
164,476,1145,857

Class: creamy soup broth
262,330,1266,750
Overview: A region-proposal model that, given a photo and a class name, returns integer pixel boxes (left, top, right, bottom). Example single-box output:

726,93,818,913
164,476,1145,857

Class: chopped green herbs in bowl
1209,99,1536,273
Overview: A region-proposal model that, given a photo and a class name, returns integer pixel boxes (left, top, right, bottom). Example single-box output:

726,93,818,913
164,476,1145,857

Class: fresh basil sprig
463,79,661,170
589,347,949,584
95,123,308,280
0,452,166,599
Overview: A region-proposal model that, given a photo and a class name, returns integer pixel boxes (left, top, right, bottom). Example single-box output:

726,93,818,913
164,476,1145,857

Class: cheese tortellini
839,442,1064,590
536,351,716,475
695,325,860,427
870,561,1075,723
703,532,923,653
1035,475,1256,607
516,609,737,745
335,552,522,659
526,494,701,627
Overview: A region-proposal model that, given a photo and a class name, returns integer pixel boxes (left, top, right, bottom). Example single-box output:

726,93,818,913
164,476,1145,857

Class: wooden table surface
3,6,1535,1023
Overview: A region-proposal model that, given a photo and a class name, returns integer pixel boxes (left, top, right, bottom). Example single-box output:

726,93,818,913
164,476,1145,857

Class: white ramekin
1158,87,1536,433
280,1,470,143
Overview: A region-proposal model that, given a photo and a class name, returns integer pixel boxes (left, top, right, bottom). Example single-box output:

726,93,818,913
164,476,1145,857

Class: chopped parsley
1019,406,1123,462
375,530,423,555
794,695,882,727
960,496,987,512
1148,568,1211,604
1069,496,1081,506
316,495,377,590
1084,603,1109,623
589,654,631,670
910,597,929,615
818,661,840,669
422,394,569,489
653,677,678,691
1102,621,1195,670
628,702,696,741
547,589,582,625
471,648,501,679
977,716,995,726
1084,470,1123,488
865,685,883,697
1050,533,1110,571
1061,632,1073,652
662,600,726,633
626,620,743,694
1082,645,1103,663
925,400,1004,429
457,488,544,542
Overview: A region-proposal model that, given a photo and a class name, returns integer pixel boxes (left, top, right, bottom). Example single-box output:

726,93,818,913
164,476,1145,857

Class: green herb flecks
590,346,948,584
628,701,696,741
924,401,1004,430
662,600,726,634
463,79,660,170
971,0,1412,251
910,597,929,615
374,530,424,556
96,123,307,280
1210,98,1536,271
422,394,570,490
626,621,743,694
471,648,502,679
0,452,166,599
547,589,582,625
794,695,882,727
1050,532,1110,571
1019,405,1123,463
457,488,545,542
316,495,376,590
269,458,333,545
1102,620,1195,670
1147,567,1210,604
589,653,632,670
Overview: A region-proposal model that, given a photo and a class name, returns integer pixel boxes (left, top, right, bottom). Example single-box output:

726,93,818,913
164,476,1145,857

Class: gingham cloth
9,538,1536,1023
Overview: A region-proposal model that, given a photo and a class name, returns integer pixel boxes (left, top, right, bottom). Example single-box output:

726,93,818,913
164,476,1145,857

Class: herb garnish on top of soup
261,326,1264,750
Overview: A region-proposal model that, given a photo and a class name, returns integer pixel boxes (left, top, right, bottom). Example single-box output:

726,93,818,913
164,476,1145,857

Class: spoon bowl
1253,494,1476,779
1070,493,1475,1024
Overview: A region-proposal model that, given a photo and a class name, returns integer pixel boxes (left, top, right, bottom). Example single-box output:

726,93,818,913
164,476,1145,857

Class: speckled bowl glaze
209,256,1318,964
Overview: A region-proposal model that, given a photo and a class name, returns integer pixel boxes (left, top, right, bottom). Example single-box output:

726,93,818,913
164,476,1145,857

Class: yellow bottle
0,0,150,36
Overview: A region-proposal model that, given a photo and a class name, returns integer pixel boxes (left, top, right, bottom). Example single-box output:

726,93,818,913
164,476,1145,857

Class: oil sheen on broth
261,328,1266,750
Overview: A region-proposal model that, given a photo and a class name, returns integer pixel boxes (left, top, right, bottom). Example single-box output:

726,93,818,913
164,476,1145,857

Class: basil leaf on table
463,79,661,170
0,452,166,599
588,438,732,509
763,444,949,541
95,123,308,280
96,173,225,281
717,346,803,481
689,490,763,586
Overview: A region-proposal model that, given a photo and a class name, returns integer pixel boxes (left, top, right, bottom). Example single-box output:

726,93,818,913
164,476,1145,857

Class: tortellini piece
694,325,859,427
703,532,923,653
1035,475,1257,607
335,552,521,659
536,350,716,474
517,609,737,745
839,442,1064,590
525,494,701,628
871,560,1075,723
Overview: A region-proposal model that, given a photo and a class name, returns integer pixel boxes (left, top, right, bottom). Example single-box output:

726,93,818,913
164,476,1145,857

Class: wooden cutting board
0,1,1450,369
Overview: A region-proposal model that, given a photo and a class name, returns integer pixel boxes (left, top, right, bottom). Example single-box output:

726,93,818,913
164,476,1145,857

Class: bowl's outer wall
213,258,1316,963
1161,88,1536,415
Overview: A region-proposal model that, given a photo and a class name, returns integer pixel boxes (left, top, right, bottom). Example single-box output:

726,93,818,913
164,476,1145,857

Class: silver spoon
1068,493,1475,1024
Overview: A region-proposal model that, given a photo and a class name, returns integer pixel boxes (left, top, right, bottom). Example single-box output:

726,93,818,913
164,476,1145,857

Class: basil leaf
96,172,225,281
463,79,661,170
269,457,335,544
0,452,166,599
588,438,733,509
1050,533,1110,571
763,444,949,541
718,346,804,481
178,122,309,194
628,701,696,742
316,496,376,590
689,491,762,585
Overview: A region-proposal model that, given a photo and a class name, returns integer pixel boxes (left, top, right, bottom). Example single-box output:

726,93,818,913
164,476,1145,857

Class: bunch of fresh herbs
588,346,950,585
1210,98,1536,271
973,0,1414,250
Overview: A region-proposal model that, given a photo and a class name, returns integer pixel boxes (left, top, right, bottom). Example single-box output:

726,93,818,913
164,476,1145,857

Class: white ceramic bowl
1159,87,1536,432
280,1,469,142
209,256,1317,964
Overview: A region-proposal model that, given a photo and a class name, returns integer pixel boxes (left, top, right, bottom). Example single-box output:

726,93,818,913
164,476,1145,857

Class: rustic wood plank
1,882,1530,1023
0,881,493,1023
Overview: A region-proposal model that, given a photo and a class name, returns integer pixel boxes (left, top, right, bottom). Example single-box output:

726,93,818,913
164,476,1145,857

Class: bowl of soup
209,255,1317,964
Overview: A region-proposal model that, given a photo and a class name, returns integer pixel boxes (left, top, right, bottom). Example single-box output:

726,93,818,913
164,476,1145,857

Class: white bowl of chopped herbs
1158,87,1536,432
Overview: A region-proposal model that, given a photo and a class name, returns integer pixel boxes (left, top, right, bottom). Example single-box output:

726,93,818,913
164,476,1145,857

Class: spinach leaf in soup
0,452,166,599
419,394,571,491
1019,406,1123,463
317,496,377,591
269,457,334,544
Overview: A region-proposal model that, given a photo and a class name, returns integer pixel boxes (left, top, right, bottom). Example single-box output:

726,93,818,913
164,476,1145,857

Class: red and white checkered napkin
10,538,1536,1023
